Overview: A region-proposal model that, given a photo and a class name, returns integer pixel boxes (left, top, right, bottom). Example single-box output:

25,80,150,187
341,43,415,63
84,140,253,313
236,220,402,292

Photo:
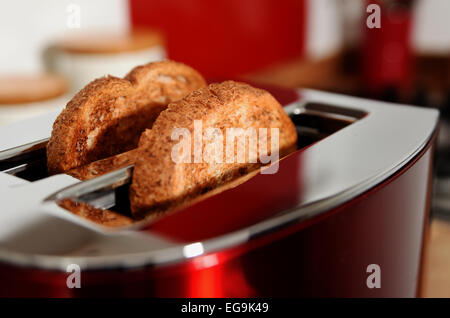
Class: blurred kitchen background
0,0,449,297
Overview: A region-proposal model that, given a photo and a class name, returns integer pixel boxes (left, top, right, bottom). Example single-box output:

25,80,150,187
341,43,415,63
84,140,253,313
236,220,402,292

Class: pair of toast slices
47,60,297,225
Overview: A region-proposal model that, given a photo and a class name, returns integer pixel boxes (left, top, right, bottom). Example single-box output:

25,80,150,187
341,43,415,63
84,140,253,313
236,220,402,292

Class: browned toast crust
47,60,206,174
59,199,133,228
129,81,297,217
67,149,137,180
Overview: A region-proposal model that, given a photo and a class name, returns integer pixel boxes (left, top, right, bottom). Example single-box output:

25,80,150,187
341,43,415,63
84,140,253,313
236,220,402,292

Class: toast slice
47,60,206,174
129,81,297,217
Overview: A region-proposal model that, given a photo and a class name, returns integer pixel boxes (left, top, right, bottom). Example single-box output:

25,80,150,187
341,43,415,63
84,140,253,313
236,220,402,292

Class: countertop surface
422,217,450,297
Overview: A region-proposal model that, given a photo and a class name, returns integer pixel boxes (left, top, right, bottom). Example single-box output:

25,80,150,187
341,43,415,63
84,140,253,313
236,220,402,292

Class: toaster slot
76,182,132,216
289,102,365,149
56,103,365,225
0,139,49,181
46,165,134,218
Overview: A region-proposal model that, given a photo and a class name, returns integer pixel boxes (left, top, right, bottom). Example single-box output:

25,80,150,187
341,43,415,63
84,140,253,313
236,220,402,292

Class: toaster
0,86,439,297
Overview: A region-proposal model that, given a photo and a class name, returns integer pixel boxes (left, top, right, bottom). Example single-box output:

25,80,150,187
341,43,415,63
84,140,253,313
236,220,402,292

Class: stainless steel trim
44,165,133,203
0,138,48,162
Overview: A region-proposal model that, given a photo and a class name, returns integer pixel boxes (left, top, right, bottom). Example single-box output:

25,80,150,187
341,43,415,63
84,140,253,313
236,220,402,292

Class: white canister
43,29,167,93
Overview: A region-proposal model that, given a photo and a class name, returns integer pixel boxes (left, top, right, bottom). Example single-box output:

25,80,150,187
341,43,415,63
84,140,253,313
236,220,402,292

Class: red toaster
0,85,439,297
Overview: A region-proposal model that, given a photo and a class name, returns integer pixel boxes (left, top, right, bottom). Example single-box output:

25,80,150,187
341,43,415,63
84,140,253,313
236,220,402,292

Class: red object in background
362,0,414,94
129,0,306,78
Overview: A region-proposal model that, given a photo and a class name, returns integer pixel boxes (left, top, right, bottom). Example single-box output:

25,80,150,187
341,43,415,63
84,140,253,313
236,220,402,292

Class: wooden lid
55,29,164,54
0,74,68,105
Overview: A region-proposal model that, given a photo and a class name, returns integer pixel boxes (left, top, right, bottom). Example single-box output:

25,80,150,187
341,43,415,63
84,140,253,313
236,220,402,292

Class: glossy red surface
129,0,306,78
0,130,435,297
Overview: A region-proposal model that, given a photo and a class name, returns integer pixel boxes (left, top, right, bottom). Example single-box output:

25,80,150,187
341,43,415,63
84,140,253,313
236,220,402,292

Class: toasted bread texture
129,81,297,217
47,60,206,174
67,149,137,180
59,199,133,228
